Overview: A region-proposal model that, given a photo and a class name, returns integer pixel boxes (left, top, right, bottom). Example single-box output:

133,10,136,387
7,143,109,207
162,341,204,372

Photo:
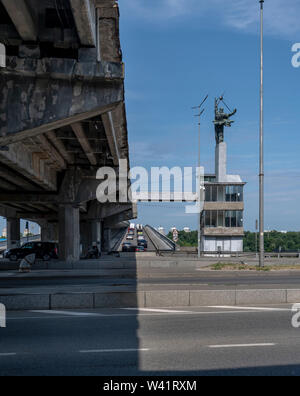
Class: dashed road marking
209,343,276,349
123,308,192,313
79,348,150,354
30,310,104,317
0,353,17,357
208,306,290,312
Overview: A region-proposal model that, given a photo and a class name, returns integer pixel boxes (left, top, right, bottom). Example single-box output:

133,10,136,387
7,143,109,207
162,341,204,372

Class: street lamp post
259,0,265,267
192,95,208,259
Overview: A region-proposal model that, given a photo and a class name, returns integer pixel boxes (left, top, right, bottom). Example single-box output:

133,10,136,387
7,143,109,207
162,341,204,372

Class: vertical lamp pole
259,0,265,267
192,95,208,259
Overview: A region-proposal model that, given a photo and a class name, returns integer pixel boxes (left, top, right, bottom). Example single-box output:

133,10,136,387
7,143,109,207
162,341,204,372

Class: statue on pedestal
213,96,237,144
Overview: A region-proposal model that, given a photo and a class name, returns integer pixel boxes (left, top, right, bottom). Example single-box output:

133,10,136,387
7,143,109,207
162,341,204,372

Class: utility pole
259,0,265,267
255,219,258,258
192,94,208,259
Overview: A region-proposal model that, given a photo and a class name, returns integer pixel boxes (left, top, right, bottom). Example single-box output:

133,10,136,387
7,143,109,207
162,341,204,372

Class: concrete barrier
236,289,287,305
95,292,145,308
51,293,94,309
145,291,189,308
190,290,236,306
0,294,50,310
1,288,300,311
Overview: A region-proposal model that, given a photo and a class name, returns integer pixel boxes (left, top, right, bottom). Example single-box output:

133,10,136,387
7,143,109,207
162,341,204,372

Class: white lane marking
123,308,192,313
0,353,17,356
30,310,104,317
209,343,276,349
208,306,290,312
7,307,291,322
79,348,149,354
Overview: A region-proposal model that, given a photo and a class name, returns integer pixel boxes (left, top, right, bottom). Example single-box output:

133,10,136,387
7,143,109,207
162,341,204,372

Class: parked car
4,242,58,262
122,243,136,252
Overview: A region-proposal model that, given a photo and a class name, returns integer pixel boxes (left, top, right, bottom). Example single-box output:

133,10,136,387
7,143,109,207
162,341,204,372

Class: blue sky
1,0,299,236
119,0,300,232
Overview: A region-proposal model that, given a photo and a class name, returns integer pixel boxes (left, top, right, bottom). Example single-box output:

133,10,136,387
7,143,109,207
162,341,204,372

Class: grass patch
210,263,271,271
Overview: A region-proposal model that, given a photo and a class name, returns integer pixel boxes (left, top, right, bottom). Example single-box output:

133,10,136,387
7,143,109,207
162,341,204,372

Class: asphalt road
2,271,300,289
1,305,300,376
119,229,156,252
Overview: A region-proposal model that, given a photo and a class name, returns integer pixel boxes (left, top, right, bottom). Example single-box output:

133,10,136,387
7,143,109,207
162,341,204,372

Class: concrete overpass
0,0,136,261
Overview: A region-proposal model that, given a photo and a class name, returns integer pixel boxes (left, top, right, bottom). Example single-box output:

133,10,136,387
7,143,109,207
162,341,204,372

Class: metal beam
69,0,96,47
1,0,37,41
71,122,97,166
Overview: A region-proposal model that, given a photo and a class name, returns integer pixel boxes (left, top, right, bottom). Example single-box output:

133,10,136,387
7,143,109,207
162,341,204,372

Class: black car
122,243,136,252
4,242,58,262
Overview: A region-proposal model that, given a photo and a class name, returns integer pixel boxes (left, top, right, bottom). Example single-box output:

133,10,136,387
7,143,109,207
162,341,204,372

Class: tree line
167,230,300,252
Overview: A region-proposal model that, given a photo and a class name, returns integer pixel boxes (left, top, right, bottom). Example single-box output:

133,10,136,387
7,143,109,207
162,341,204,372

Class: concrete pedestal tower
201,97,246,254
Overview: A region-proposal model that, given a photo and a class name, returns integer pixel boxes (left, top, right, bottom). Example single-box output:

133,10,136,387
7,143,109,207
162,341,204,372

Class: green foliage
244,231,300,253
169,229,300,252
167,230,198,247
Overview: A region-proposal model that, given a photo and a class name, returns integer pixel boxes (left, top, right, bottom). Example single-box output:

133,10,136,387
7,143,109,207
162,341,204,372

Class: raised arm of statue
228,109,237,118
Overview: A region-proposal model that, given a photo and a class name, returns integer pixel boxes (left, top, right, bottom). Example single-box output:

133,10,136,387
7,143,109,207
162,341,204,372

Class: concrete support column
102,228,111,253
80,221,89,258
90,220,101,253
59,205,80,263
41,222,58,242
7,218,20,249
80,220,102,257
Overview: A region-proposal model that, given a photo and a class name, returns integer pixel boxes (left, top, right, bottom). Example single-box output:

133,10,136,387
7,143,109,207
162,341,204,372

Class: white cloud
122,0,300,38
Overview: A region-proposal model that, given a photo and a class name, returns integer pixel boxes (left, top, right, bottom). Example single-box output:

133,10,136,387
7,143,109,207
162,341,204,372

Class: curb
1,288,300,311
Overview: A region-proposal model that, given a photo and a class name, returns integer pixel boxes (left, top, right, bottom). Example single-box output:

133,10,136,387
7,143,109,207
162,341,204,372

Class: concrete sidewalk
2,255,300,272
2,257,300,311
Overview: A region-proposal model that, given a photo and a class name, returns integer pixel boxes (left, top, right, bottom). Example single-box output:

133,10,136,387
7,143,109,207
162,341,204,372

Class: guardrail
144,225,176,254
143,226,159,255
111,228,128,252
158,250,300,258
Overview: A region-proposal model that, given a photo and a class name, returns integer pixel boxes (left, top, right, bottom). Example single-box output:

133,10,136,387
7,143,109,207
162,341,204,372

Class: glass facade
205,185,243,202
204,211,243,228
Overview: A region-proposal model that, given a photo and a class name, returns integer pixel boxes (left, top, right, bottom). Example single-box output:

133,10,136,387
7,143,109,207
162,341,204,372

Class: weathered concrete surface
0,63,123,144
0,0,136,264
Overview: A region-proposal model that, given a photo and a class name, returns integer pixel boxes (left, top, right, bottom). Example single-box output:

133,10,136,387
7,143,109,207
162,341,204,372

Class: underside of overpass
0,0,137,261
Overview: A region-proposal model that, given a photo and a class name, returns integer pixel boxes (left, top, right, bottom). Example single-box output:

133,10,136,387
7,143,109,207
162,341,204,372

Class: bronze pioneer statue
213,96,237,144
